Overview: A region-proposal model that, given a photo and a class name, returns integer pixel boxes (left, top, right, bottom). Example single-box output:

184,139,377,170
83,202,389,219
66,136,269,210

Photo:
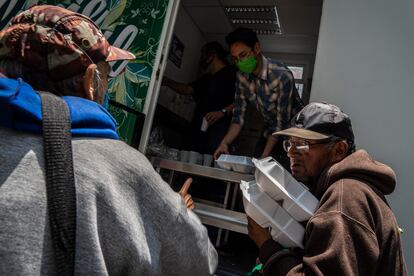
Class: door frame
138,0,181,153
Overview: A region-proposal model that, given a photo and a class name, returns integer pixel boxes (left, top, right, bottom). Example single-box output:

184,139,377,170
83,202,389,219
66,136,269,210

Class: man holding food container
246,102,407,275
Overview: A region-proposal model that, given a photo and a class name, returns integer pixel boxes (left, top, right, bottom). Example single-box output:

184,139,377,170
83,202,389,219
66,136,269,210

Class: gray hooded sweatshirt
0,127,217,275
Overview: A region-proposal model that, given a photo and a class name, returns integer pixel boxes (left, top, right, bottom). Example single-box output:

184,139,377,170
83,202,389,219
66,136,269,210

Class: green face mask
236,56,257,74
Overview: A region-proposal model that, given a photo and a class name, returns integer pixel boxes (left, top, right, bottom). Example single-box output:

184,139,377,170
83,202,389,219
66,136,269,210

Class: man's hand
247,216,272,248
261,136,278,159
213,142,229,160
259,152,270,159
205,111,224,126
179,178,194,210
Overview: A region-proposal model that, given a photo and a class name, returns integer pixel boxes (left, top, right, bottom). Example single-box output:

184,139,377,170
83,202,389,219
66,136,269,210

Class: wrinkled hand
247,216,272,248
179,178,194,210
205,111,224,126
259,152,270,159
213,142,229,160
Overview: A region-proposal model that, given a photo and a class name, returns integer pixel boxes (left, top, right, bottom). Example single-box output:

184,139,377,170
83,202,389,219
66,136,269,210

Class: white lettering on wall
110,24,138,77
82,0,108,26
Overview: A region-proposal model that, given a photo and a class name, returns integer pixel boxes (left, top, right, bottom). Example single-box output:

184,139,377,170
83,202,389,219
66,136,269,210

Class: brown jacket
259,150,407,275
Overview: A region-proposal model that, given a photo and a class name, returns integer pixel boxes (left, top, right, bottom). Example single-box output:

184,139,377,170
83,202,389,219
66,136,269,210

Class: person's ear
83,63,98,102
331,140,349,162
253,42,261,55
209,53,216,63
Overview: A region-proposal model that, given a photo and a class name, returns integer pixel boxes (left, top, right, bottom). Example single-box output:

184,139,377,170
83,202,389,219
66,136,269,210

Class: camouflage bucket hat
0,5,135,81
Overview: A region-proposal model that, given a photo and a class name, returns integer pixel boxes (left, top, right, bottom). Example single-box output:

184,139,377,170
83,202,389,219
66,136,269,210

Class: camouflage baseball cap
0,5,135,81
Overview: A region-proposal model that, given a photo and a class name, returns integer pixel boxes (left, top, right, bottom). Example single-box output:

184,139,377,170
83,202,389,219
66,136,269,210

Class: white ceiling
181,0,323,54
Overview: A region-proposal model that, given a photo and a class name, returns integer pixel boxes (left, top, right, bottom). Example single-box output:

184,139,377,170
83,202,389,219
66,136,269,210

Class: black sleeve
222,66,238,105
259,239,301,276
190,74,208,103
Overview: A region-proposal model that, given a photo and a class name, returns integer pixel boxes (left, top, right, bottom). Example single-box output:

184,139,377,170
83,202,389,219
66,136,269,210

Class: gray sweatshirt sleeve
74,141,218,275
158,201,218,275
0,132,217,276
141,162,218,275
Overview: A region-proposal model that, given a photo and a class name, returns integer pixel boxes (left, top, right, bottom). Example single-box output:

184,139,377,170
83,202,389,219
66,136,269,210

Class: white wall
163,5,205,82
312,0,414,271
158,4,206,121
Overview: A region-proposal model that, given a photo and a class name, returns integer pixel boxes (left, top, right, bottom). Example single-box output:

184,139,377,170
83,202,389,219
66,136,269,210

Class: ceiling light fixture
224,5,282,35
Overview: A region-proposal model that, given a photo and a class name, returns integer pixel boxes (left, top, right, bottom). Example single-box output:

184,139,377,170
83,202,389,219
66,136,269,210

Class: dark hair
346,139,356,154
225,27,259,49
330,136,356,155
201,41,228,62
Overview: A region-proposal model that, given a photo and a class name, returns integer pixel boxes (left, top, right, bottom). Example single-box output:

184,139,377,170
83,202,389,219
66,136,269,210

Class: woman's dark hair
225,27,259,49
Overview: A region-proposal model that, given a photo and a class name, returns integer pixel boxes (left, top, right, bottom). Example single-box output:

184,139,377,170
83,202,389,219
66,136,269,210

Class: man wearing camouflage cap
0,5,217,275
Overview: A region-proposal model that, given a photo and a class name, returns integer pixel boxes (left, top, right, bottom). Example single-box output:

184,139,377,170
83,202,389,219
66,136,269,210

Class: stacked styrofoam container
215,154,255,174
240,180,306,248
240,157,319,248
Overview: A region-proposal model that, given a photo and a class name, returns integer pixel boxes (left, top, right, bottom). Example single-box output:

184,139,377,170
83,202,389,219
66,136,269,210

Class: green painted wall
0,0,169,145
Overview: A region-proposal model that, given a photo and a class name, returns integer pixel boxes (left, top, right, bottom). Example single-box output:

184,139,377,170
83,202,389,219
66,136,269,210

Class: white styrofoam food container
240,180,305,248
253,157,319,221
215,154,255,174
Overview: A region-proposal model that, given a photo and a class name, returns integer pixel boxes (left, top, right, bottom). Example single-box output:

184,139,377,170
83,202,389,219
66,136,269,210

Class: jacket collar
312,150,396,199
257,55,269,81
0,77,118,139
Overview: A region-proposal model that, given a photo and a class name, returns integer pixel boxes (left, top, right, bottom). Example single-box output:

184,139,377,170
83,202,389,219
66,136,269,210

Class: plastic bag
146,126,168,157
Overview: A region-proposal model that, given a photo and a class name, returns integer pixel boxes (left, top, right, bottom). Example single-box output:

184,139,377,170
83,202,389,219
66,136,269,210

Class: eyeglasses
282,139,333,153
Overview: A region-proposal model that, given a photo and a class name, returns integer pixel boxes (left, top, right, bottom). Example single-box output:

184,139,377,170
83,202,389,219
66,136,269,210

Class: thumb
179,178,193,196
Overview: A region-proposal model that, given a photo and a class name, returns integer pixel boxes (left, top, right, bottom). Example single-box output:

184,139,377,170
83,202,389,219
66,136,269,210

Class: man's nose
287,145,300,158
